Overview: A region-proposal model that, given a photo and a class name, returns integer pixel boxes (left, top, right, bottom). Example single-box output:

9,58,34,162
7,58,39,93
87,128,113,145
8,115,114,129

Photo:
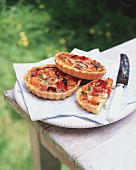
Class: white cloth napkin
13,49,136,124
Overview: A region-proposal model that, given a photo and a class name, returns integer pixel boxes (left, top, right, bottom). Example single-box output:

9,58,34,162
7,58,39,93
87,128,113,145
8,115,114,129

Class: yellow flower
89,28,95,34
39,4,45,9
23,40,29,47
21,36,27,41
97,30,103,36
17,37,29,47
105,31,112,38
19,32,25,37
59,38,66,45
18,31,29,46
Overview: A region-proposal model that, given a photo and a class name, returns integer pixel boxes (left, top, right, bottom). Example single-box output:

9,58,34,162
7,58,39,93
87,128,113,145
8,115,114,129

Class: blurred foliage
0,0,135,170
1,0,136,51
42,0,136,51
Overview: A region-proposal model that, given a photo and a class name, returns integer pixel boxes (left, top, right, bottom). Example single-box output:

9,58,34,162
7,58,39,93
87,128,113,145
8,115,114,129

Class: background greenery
0,0,136,169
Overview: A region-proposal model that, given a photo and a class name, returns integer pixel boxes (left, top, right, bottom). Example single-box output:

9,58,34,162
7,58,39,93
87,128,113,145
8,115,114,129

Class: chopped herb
81,91,87,95
39,74,44,79
60,56,65,59
95,93,99,96
88,85,91,91
39,74,48,85
40,79,48,85
62,77,67,86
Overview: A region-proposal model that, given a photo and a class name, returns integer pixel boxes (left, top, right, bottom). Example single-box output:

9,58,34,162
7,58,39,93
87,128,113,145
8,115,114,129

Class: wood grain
29,124,61,170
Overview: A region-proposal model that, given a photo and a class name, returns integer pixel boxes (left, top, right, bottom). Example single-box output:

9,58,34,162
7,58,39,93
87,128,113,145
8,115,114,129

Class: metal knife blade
116,54,130,86
107,54,130,122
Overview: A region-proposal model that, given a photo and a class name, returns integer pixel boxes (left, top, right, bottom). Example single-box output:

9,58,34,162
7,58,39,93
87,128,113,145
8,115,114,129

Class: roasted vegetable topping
62,77,67,86
47,87,57,92
31,69,37,77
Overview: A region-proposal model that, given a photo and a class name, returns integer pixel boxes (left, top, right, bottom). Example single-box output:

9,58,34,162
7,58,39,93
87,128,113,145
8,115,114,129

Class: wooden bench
4,38,136,170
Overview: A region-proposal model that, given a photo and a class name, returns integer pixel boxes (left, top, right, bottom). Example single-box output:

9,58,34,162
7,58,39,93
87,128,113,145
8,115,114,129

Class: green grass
0,2,68,170
0,1,136,170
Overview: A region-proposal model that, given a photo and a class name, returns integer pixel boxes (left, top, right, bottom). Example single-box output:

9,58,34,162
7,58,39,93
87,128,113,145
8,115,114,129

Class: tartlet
76,78,113,114
54,52,106,80
24,64,81,100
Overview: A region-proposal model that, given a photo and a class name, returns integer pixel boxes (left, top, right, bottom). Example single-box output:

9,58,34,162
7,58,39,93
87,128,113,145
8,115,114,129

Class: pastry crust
24,64,81,100
76,78,113,114
54,52,106,80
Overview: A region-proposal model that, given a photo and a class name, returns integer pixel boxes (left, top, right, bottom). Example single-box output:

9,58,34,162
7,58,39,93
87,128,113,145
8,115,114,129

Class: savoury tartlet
54,52,106,80
76,78,113,114
24,64,81,100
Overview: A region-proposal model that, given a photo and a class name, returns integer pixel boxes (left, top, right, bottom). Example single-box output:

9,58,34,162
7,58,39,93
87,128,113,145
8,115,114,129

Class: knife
108,54,130,122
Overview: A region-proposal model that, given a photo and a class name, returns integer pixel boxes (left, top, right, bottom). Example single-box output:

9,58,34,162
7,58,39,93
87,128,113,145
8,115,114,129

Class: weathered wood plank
42,108,136,170
40,143,61,170
77,122,136,170
28,124,61,170
40,134,77,170
28,123,42,170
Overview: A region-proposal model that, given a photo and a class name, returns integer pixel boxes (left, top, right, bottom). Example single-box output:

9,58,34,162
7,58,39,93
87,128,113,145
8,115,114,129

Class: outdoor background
0,0,136,169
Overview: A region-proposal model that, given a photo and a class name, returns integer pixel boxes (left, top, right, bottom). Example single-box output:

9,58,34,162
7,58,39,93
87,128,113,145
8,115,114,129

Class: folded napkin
13,49,136,125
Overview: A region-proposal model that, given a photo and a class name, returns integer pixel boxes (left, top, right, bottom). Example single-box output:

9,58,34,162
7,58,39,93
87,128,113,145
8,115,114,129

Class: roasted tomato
30,77,41,87
47,86,57,92
65,58,73,66
56,80,68,91
78,56,88,61
95,79,107,88
80,92,87,101
39,84,47,91
88,96,99,105
30,68,37,77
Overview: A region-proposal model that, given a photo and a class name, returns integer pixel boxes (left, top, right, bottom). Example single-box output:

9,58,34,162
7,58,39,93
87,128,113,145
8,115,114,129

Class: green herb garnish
81,91,87,95
40,79,48,85
60,56,65,59
39,74,44,79
88,85,91,91
62,77,67,86
39,74,48,85
95,93,99,96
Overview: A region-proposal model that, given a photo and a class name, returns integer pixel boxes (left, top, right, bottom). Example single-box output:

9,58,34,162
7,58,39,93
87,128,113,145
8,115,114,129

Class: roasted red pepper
56,80,68,91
